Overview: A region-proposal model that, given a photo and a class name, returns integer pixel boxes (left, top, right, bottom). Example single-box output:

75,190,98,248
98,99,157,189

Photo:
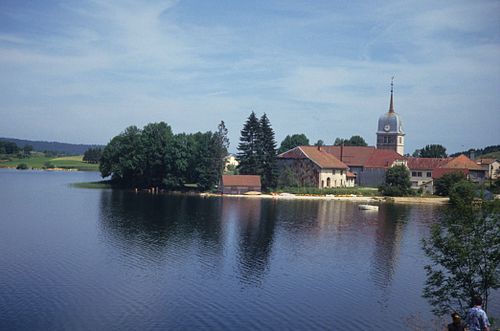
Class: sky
0,0,499,154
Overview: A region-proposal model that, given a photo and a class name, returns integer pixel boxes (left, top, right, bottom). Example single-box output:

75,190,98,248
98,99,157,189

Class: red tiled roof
407,157,451,170
278,146,348,169
222,175,261,187
441,154,483,170
320,146,376,166
346,171,356,178
320,145,404,168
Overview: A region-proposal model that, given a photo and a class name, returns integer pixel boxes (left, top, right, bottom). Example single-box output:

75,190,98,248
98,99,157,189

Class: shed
221,175,261,194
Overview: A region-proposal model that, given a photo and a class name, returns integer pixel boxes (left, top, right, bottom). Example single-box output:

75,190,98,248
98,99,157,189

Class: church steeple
389,76,394,113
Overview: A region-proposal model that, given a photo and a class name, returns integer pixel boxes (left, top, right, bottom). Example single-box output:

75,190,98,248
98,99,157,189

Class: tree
237,112,261,175
100,126,144,186
314,140,324,147
23,145,33,155
83,148,102,164
141,122,173,187
416,144,447,158
278,134,309,154
214,121,230,182
379,165,412,196
422,195,499,317
258,114,278,190
334,135,368,147
434,172,466,196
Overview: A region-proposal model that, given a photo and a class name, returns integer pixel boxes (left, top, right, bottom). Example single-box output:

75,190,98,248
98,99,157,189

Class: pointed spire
389,76,395,113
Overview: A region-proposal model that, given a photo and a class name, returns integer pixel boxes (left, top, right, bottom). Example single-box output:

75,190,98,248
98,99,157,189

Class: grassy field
0,155,99,171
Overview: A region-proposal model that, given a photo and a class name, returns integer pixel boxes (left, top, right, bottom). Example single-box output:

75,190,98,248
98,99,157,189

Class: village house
407,154,487,193
221,175,261,194
476,158,500,180
277,146,355,188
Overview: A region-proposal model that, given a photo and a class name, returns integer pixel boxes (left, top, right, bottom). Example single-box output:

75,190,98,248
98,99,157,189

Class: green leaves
99,121,228,191
379,164,412,196
422,200,500,317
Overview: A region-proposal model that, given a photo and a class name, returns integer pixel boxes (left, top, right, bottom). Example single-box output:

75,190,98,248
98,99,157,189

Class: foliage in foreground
379,165,413,196
422,184,499,317
434,171,466,196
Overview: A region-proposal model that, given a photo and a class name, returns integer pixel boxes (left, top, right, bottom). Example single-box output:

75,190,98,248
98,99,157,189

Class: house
407,154,487,193
221,175,261,194
319,146,407,187
432,154,486,183
277,146,354,188
476,158,500,180
407,157,451,193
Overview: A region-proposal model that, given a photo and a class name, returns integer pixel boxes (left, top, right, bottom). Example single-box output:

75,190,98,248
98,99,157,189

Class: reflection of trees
98,191,223,265
370,204,410,292
222,198,277,285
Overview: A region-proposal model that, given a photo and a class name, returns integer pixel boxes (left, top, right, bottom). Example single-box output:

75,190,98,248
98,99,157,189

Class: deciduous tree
278,134,310,154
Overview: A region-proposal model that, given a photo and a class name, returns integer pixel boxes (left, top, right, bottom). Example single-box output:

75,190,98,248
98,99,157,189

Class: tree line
99,121,228,190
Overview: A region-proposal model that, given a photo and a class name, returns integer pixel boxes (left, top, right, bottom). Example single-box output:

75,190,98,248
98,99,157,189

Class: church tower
376,78,405,155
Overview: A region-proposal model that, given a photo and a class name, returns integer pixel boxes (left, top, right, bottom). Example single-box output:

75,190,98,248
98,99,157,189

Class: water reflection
221,198,277,285
98,190,224,268
370,204,410,305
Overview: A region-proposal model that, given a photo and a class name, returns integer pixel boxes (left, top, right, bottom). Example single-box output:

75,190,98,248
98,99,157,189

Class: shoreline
200,192,450,205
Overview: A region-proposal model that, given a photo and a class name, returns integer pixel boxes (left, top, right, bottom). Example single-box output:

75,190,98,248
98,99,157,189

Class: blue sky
0,0,499,154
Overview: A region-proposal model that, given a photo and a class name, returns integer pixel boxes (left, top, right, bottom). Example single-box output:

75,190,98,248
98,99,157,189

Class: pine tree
214,121,229,180
258,113,277,190
237,112,261,175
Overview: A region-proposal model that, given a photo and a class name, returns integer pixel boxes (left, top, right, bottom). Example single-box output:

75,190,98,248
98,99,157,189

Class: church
277,80,407,188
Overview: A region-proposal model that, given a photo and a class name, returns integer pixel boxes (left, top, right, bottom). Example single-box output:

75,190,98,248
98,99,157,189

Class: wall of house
277,159,320,187
222,186,261,194
410,169,433,190
357,168,386,187
318,169,348,188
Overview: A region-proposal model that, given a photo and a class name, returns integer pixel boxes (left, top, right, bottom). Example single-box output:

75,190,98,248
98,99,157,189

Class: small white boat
358,204,379,211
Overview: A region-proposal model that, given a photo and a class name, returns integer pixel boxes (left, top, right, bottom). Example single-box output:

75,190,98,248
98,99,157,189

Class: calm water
0,169,497,330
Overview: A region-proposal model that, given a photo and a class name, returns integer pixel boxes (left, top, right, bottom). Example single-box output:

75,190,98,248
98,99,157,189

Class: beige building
476,158,500,179
277,146,355,188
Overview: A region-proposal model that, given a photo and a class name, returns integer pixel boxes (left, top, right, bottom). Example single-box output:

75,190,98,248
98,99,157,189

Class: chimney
317,145,321,151
340,143,344,162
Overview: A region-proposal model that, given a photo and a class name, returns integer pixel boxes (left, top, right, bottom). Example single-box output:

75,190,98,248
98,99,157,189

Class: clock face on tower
384,124,390,132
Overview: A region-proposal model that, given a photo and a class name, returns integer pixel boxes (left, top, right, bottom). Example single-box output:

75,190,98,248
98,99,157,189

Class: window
427,172,432,177
417,172,422,177
326,177,331,187
340,170,344,175
321,180,324,188
399,137,402,143
412,171,417,177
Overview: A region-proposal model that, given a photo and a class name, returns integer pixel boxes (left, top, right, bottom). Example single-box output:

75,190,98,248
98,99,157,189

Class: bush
43,162,55,169
16,163,28,170
434,172,466,196
449,180,476,206
379,165,412,196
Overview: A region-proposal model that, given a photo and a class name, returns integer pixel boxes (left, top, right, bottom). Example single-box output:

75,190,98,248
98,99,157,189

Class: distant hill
0,137,104,155
450,145,500,160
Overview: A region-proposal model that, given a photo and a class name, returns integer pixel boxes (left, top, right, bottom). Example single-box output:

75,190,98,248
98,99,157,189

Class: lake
0,169,497,330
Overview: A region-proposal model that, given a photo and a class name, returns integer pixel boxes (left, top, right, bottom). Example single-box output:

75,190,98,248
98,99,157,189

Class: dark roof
222,175,261,187
278,146,348,169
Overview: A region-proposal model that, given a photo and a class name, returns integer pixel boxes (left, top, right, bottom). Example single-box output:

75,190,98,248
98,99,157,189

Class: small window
417,172,422,177
427,172,432,177
341,170,344,175
412,171,417,177
399,137,402,143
